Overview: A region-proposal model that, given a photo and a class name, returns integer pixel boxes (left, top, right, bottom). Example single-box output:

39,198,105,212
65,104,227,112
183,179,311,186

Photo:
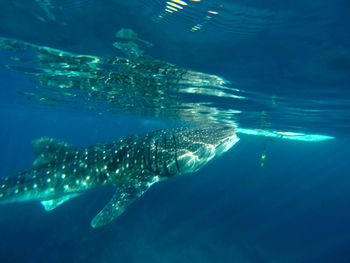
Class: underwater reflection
0,36,242,126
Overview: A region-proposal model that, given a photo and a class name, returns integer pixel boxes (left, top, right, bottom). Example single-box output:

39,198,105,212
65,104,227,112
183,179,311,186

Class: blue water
0,0,350,262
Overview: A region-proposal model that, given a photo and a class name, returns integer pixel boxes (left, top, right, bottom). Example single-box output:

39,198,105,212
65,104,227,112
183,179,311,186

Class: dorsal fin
32,137,75,166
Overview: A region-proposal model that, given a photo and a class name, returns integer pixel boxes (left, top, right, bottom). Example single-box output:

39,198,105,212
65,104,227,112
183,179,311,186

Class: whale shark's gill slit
138,144,143,167
145,140,150,172
172,134,180,173
155,139,160,174
143,138,154,174
142,144,148,171
147,140,151,170
163,160,169,176
151,139,158,174
163,136,167,149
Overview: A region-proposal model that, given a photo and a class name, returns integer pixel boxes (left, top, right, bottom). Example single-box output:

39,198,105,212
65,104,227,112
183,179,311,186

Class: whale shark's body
0,126,238,227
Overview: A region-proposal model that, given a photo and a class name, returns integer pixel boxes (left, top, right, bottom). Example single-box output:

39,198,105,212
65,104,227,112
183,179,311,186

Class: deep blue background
0,106,349,262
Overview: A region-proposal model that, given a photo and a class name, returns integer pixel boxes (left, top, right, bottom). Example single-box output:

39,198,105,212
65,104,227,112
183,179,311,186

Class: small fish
0,126,239,227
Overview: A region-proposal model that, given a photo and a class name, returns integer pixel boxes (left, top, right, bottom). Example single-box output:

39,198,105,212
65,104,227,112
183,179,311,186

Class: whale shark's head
174,126,239,174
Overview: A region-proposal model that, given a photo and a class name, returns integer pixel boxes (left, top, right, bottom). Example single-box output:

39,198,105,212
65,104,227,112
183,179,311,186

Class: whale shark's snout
173,126,239,174
212,126,239,157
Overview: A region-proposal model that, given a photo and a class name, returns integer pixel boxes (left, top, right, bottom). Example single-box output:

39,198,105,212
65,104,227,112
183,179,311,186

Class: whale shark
0,126,239,227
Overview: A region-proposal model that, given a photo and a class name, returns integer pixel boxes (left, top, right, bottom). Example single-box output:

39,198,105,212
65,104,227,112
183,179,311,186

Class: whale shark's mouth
176,145,215,174
215,135,240,157
175,134,239,174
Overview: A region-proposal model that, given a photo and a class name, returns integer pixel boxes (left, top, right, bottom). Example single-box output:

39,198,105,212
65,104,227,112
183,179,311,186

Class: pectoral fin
41,194,80,211
91,175,159,228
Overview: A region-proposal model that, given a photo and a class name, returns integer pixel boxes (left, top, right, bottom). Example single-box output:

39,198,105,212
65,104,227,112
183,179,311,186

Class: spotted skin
0,126,239,227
